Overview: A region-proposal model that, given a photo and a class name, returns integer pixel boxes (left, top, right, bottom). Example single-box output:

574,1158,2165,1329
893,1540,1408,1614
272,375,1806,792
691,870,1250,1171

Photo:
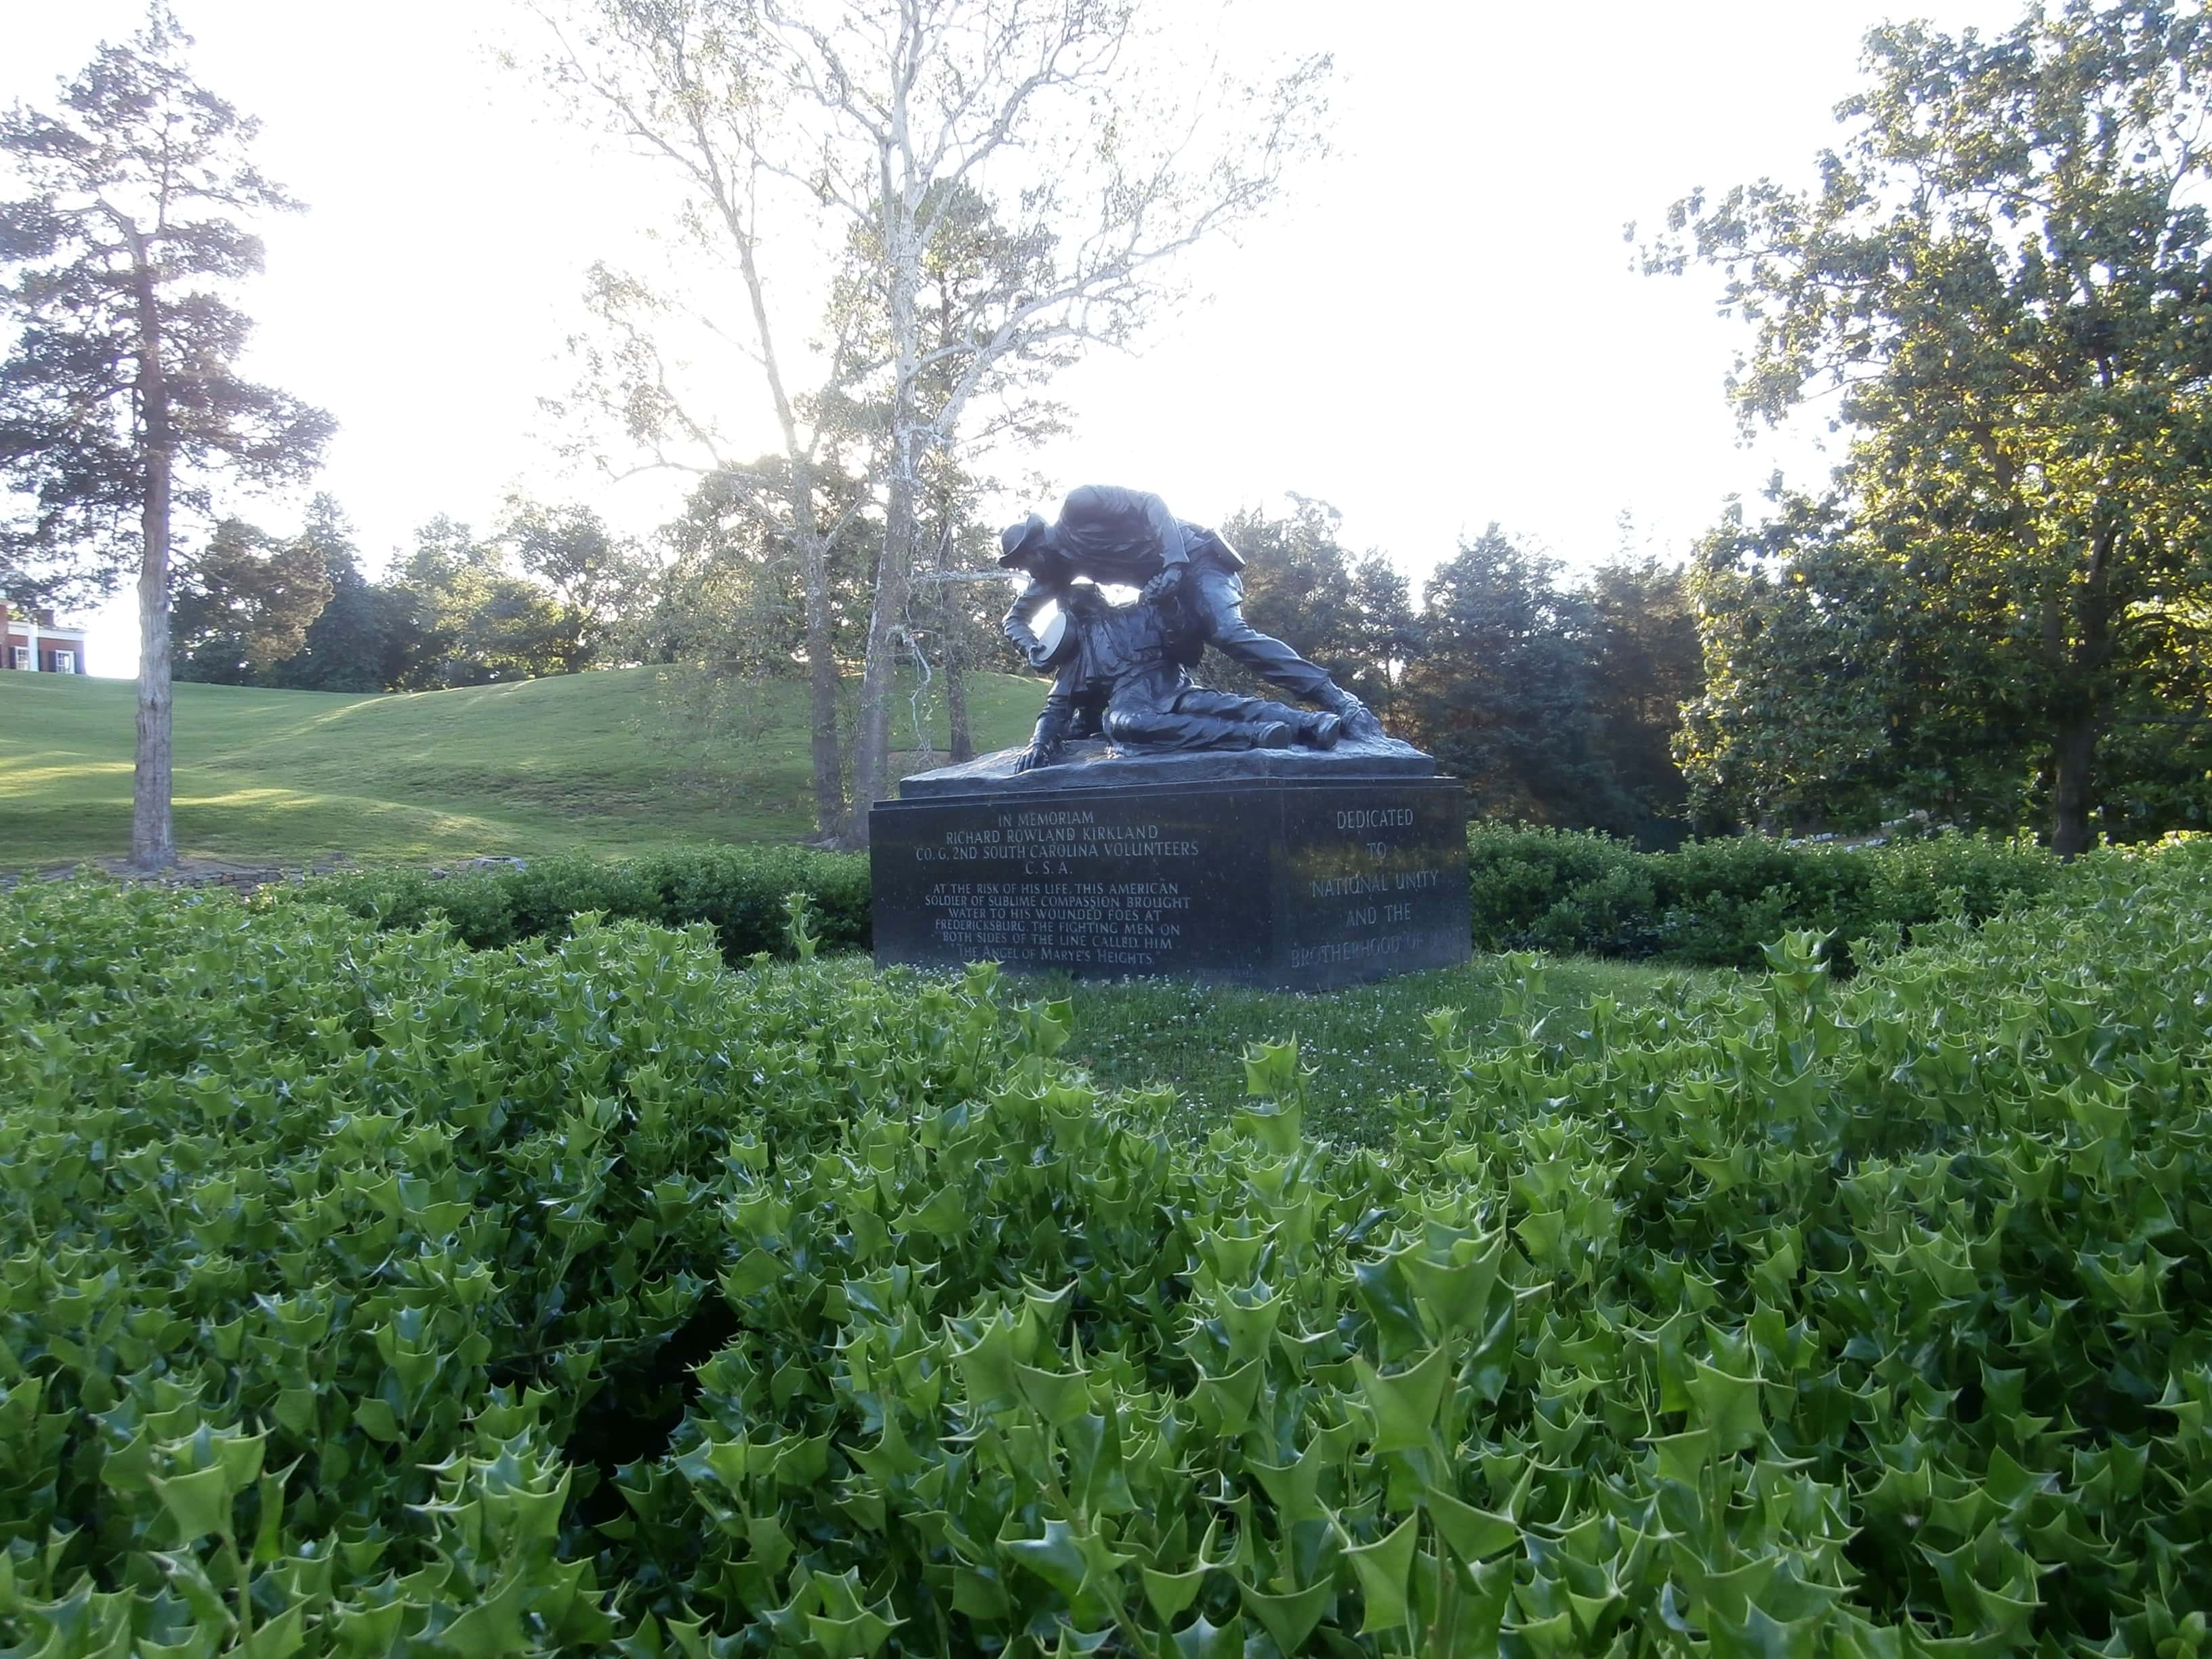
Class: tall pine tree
0,7,331,867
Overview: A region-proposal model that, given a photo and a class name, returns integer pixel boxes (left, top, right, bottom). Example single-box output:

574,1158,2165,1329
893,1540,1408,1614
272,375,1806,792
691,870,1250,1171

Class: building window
52,651,75,674
9,648,27,671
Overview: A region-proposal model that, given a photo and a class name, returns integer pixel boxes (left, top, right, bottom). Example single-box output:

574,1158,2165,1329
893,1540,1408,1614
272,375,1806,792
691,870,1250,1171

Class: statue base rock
871,741,1471,989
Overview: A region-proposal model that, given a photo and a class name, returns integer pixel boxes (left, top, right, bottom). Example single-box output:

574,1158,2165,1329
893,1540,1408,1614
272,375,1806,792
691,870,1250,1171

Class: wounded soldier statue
1013,579,1344,771
1000,484,1387,752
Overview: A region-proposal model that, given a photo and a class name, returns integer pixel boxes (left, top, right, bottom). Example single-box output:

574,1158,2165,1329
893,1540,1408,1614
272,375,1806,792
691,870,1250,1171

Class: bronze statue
1000,484,1386,741
1014,579,1343,771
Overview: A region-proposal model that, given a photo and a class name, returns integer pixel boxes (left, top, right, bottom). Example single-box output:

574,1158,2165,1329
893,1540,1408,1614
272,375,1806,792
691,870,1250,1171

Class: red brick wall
2,626,89,672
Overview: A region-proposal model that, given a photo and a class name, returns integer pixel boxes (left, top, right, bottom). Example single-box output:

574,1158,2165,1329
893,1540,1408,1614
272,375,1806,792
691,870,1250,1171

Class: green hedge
8,841,2212,1652
1466,824,2060,969
289,844,871,960
282,828,2057,977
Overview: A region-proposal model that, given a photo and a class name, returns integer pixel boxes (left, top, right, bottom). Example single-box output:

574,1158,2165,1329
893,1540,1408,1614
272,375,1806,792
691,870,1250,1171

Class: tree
537,0,1331,844
1647,0,2212,853
632,457,880,778
497,495,654,670
1675,493,2037,834
535,13,880,843
0,8,333,868
1401,527,1629,830
1584,552,1702,830
904,461,1023,766
825,181,1068,773
1216,497,1415,716
390,517,575,689
262,495,423,693
172,516,332,684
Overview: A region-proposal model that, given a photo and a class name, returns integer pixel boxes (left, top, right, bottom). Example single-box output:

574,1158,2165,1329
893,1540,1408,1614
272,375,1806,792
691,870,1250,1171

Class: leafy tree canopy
1650,0,2212,850
0,5,331,600
390,516,579,691
1216,497,1415,717
259,495,424,694
497,495,654,670
1401,526,1631,831
172,516,333,684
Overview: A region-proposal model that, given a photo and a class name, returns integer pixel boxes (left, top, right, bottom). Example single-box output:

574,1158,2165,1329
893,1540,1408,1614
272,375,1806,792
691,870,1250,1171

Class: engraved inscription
924,878,1193,968
1306,805,1452,930
912,809,1201,873
872,777,1471,987
1288,926,1466,970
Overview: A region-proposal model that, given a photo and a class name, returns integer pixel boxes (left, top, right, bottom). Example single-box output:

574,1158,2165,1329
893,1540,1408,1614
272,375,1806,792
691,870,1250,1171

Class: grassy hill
0,667,1044,869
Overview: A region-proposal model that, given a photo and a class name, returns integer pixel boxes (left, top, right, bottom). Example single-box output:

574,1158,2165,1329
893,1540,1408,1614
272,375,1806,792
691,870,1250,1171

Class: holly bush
280,829,2051,977
3,840,2209,1655
1465,825,2058,968
289,846,872,962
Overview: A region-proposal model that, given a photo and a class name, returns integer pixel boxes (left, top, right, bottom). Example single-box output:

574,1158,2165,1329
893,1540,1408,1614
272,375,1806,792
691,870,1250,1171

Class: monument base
871,747,1470,990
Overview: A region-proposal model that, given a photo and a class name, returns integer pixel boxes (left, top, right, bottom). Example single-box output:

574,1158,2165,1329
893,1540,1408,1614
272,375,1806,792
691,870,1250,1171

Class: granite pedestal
871,737,1471,989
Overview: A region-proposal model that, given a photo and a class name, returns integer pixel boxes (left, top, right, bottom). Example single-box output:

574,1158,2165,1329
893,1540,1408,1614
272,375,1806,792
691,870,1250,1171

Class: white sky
4,0,2030,677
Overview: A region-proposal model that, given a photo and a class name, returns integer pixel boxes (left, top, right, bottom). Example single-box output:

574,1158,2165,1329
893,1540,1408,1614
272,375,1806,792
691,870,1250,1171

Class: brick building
1,599,90,675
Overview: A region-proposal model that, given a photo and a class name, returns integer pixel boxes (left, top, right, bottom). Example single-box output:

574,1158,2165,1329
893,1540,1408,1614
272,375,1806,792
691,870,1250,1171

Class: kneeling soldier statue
1000,483,1386,742
1008,565,1346,773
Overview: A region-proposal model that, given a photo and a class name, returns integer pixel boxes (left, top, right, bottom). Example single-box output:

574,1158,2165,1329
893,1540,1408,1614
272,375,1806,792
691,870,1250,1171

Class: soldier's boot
1317,686,1385,742
1300,712,1343,750
1250,721,1296,750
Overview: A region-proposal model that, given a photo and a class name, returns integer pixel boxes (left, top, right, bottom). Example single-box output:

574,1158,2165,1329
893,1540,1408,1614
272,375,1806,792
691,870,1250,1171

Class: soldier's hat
998,513,1053,567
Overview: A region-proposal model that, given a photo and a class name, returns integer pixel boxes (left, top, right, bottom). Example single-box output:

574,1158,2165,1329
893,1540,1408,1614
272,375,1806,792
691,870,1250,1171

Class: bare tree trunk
2049,529,2115,859
847,426,918,844
802,594,846,840
130,252,176,872
794,518,848,842
923,497,973,764
945,638,972,762
133,447,176,871
2049,712,2097,857
845,157,924,846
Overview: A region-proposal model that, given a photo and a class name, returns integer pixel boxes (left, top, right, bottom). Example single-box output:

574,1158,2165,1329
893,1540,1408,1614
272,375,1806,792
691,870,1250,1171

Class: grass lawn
0,666,1043,869
1033,951,1727,1143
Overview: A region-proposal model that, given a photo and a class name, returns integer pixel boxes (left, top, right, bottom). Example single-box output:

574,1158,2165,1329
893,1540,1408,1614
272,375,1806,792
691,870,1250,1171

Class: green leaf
1352,1256,1430,1361
1686,1352,1765,1454
1346,1512,1418,1633
151,1464,235,1542
1706,1601,1826,1659
1170,1613,1244,1659
1189,1357,1263,1437
1242,1038,1302,1099
806,1607,901,1659
1232,1099,1303,1155
433,1571,529,1659
251,1467,289,1565
1003,1517,1088,1600
1237,1577,1334,1654
242,1602,307,1659
1063,1410,1135,1517
720,1248,785,1300
353,1398,404,1446
1422,1483,1517,1563
1399,1232,1507,1334
331,1601,408,1659
1651,1428,1718,1487
1248,1441,1330,1525
951,1315,1019,1405
1142,1564,1210,1622
1212,1284,1286,1368
1356,1344,1452,1452
1014,1362,1090,1427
